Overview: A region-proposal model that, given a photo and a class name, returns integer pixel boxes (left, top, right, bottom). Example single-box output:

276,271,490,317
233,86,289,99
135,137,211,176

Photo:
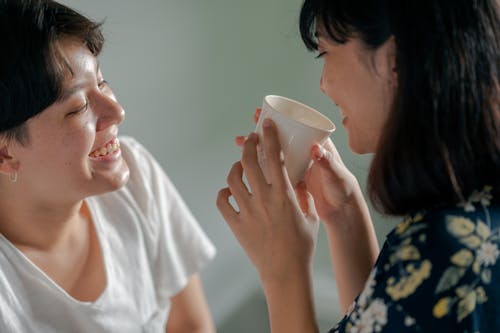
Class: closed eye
67,100,89,116
98,79,109,90
315,51,327,59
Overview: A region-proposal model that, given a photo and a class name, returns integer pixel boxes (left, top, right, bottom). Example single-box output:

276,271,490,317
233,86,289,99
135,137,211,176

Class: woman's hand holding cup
218,119,319,285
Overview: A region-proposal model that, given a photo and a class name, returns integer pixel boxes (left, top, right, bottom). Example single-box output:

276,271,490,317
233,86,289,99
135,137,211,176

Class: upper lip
90,132,118,154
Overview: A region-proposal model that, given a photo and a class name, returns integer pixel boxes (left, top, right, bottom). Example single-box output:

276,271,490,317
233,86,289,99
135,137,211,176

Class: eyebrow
57,61,101,103
58,82,87,103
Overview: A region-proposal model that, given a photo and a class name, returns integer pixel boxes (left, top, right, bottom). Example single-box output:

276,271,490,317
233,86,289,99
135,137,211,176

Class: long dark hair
0,0,104,144
300,0,500,215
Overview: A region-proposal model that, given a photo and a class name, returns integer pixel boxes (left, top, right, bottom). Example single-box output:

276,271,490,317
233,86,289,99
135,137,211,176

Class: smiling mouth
89,138,120,158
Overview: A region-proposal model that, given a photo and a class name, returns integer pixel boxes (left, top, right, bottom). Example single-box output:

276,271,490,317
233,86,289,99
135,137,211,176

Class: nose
93,91,125,132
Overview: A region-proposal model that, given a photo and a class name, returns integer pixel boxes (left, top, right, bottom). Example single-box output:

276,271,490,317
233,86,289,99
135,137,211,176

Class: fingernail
247,132,258,141
312,145,323,160
263,118,272,128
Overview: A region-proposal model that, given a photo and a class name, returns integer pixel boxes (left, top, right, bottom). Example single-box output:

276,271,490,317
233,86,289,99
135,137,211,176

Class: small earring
9,172,17,183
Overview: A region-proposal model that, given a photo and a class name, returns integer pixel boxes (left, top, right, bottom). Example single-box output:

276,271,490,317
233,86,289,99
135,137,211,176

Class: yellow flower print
389,245,421,265
450,249,474,267
386,260,432,301
475,286,488,304
460,235,482,249
435,267,466,293
434,286,489,322
446,216,475,237
476,220,491,240
433,297,452,318
457,291,476,322
396,213,424,235
472,260,481,274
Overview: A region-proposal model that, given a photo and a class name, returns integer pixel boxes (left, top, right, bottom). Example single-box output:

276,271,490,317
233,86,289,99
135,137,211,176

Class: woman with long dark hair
218,0,500,331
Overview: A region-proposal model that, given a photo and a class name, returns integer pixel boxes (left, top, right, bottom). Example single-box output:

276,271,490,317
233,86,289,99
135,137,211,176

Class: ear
387,36,398,86
0,141,20,177
374,35,398,87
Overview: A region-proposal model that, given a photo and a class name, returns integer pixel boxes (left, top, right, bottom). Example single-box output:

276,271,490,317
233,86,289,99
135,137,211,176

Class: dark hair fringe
299,0,500,215
0,0,104,143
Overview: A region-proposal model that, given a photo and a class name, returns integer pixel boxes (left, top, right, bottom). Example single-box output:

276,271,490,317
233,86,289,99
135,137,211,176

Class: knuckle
227,174,237,186
216,189,227,208
226,163,241,184
267,149,284,166
243,135,256,149
264,138,281,154
241,151,253,167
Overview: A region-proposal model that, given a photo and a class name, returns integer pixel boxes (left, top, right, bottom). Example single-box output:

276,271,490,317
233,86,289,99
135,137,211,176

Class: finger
216,188,239,223
311,143,345,182
316,139,346,168
253,107,262,124
227,162,251,207
261,118,288,189
295,181,318,220
241,133,268,193
235,136,246,147
295,181,309,214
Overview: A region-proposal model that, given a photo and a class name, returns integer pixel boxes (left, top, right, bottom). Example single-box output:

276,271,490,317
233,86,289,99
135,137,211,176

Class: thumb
311,144,341,179
312,144,333,165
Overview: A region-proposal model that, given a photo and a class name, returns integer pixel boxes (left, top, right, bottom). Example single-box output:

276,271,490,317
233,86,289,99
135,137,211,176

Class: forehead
55,37,99,82
53,37,100,102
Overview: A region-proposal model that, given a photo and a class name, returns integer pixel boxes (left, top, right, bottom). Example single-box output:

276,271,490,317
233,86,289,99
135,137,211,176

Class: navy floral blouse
330,186,500,333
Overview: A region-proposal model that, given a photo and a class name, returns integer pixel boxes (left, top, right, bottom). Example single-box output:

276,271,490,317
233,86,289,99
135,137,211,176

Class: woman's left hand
217,118,319,285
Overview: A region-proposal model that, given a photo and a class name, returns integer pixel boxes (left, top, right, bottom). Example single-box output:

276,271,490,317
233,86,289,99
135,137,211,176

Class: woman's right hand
304,139,361,224
235,108,363,225
233,107,378,314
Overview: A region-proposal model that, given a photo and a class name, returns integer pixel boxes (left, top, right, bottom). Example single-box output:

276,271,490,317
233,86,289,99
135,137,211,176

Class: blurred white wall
60,0,397,331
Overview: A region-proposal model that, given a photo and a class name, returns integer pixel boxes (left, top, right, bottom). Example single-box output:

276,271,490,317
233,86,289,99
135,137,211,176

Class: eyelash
98,79,109,90
69,99,89,116
67,80,109,116
315,51,327,59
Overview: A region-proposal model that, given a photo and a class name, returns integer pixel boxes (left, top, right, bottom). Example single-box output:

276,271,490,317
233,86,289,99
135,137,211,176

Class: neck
0,188,88,250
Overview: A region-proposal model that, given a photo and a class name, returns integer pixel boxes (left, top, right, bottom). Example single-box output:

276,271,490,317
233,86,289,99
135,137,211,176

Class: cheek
60,121,96,158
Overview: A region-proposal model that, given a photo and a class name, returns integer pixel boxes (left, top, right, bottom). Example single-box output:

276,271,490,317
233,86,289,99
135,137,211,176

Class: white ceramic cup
255,95,336,186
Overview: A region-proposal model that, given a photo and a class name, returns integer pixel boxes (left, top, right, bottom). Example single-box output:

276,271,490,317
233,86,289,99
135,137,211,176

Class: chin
107,163,130,191
348,139,376,155
92,161,131,195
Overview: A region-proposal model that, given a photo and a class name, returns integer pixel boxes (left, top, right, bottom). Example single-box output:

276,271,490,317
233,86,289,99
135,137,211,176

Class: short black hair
0,0,104,144
300,0,500,215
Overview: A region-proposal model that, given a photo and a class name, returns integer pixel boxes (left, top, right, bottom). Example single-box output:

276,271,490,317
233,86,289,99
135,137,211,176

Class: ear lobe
387,36,398,86
0,145,20,176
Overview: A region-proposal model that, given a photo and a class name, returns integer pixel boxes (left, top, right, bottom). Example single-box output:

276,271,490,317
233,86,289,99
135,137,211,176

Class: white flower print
477,242,500,267
404,315,416,326
458,201,476,213
458,186,493,212
367,299,388,326
350,299,388,333
358,269,377,308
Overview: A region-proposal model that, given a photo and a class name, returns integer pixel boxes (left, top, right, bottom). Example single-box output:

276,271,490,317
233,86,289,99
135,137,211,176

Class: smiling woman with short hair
0,1,216,332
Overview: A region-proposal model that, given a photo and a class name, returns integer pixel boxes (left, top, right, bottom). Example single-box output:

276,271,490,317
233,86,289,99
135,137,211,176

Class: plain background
60,0,397,331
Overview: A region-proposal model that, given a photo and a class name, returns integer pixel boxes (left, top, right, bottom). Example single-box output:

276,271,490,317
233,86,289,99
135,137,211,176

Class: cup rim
264,95,336,133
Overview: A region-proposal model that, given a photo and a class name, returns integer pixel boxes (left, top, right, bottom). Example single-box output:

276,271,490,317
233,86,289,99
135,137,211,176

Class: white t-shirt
0,136,216,333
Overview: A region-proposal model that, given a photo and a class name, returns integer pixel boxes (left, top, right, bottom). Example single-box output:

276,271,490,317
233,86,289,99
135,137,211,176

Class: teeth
90,138,120,157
